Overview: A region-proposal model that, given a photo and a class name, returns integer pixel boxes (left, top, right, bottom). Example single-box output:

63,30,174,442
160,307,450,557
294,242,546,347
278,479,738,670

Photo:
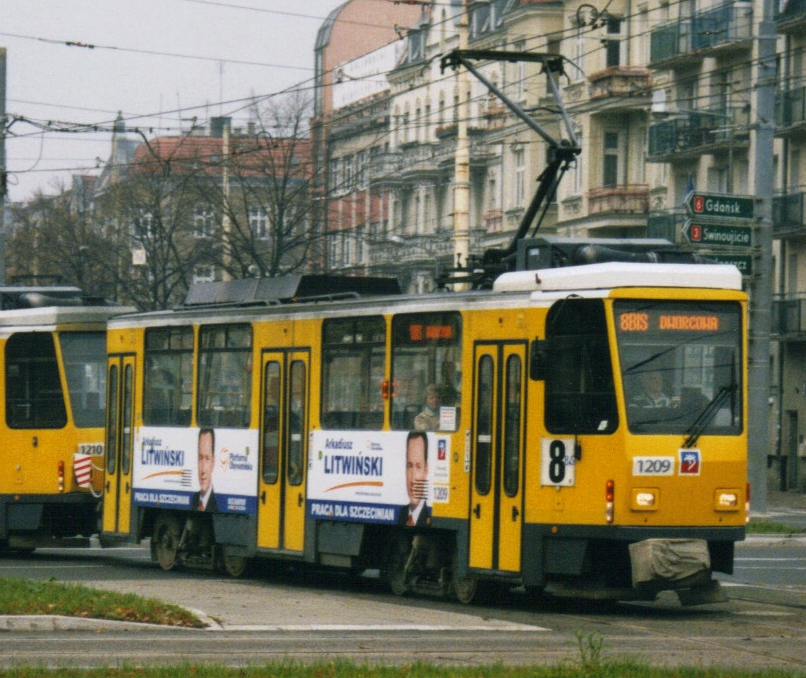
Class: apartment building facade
318,0,800,478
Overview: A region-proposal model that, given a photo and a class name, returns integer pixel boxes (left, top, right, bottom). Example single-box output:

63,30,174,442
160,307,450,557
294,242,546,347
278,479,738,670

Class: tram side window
321,316,385,430
544,299,618,435
391,312,462,431
60,332,107,428
6,332,67,429
144,327,194,426
197,324,252,429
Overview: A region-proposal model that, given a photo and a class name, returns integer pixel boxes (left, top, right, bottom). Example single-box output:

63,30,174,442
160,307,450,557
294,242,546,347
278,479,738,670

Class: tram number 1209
540,438,575,487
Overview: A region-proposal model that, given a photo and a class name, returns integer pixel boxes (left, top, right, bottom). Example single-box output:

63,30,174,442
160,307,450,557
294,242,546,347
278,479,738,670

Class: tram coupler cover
629,538,710,589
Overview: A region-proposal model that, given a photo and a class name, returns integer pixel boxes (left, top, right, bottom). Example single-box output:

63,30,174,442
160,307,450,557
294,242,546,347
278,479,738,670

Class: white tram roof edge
0,305,136,328
492,262,743,294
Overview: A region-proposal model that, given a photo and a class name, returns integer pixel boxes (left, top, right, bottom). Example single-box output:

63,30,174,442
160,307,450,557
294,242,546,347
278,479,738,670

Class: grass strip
0,576,204,628
0,662,804,678
746,518,806,534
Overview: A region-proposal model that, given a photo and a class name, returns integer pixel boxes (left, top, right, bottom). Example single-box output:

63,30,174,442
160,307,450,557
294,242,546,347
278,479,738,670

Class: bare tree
6,188,110,296
93,133,219,311
193,91,322,279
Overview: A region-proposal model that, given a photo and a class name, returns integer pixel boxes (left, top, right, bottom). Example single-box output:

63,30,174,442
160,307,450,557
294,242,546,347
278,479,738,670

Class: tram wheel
452,573,479,604
219,547,250,578
152,513,182,571
384,533,411,597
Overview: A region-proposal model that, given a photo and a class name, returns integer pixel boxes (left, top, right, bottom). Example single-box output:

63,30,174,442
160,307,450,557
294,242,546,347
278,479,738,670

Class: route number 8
541,438,575,487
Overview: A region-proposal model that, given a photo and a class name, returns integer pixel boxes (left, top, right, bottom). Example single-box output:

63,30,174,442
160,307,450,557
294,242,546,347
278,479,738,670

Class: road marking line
218,623,548,632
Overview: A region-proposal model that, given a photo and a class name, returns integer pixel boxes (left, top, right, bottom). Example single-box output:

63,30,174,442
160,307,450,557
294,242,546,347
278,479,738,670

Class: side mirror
529,338,550,381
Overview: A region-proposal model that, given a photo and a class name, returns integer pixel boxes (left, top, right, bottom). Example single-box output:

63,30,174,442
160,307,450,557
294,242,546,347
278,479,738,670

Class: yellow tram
102,251,746,605
0,287,130,551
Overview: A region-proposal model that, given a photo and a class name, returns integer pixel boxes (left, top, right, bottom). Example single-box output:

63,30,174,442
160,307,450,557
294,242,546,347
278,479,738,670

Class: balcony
649,1,753,69
368,152,401,185
772,296,806,337
777,0,806,33
482,208,504,233
587,184,649,216
776,86,806,138
588,67,652,108
773,190,806,238
399,143,440,179
647,107,750,161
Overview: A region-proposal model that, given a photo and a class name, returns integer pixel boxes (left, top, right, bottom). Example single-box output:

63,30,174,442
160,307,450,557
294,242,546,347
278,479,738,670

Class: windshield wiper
682,384,737,449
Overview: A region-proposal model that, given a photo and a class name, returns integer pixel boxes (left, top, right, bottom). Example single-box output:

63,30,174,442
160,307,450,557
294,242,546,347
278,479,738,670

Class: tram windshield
614,300,742,436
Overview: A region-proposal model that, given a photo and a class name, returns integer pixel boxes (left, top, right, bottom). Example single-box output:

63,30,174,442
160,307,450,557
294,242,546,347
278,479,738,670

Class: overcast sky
1,0,348,202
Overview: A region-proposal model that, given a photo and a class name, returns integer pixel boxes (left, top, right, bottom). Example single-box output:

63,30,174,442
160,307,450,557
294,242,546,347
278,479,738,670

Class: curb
0,615,195,632
0,612,219,632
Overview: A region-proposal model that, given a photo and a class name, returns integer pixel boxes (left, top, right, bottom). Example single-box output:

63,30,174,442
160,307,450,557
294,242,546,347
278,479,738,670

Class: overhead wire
5,0,775,197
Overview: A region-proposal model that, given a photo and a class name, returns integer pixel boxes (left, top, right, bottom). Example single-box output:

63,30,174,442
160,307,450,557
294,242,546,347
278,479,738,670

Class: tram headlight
714,489,740,511
631,489,658,510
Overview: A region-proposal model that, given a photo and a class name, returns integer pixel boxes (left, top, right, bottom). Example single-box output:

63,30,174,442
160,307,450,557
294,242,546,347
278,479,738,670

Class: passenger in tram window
631,370,671,409
399,431,430,527
191,427,218,512
414,384,441,431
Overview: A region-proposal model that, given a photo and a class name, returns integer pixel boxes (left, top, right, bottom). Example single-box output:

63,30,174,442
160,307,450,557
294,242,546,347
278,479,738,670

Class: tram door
469,342,527,572
102,354,135,536
257,350,309,553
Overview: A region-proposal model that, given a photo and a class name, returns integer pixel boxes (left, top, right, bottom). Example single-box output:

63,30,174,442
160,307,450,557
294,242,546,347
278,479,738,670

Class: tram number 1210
540,438,576,487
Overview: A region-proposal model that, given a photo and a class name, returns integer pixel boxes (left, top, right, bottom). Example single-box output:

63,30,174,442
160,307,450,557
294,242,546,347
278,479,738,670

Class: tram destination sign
682,220,752,248
685,192,755,220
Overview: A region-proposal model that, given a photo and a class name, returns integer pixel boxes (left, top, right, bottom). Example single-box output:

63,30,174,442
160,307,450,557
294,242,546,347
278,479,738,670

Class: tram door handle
512,506,520,521
473,503,481,518
297,493,304,507
105,480,110,493
260,491,266,505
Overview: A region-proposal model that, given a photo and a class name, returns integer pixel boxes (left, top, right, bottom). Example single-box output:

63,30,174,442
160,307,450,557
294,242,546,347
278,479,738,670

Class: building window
193,265,215,283
356,151,367,190
513,147,525,207
513,40,526,102
343,155,353,191
194,204,215,238
573,28,585,82
603,131,621,186
249,206,270,239
355,225,366,265
329,157,341,194
134,211,154,239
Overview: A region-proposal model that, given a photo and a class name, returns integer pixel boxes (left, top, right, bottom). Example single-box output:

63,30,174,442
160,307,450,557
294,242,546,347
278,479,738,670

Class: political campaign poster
307,430,451,526
133,426,259,514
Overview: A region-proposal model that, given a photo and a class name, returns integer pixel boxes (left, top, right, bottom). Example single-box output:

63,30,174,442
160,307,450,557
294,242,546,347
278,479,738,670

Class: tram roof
183,275,401,307
0,304,136,328
493,262,744,293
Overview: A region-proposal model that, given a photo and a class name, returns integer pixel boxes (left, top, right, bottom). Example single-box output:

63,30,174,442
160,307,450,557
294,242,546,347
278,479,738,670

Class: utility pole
452,0,470,286
747,0,778,512
221,117,232,281
0,48,6,284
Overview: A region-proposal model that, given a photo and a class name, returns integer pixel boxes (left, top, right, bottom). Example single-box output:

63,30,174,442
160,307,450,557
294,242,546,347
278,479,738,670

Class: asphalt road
2,539,806,670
